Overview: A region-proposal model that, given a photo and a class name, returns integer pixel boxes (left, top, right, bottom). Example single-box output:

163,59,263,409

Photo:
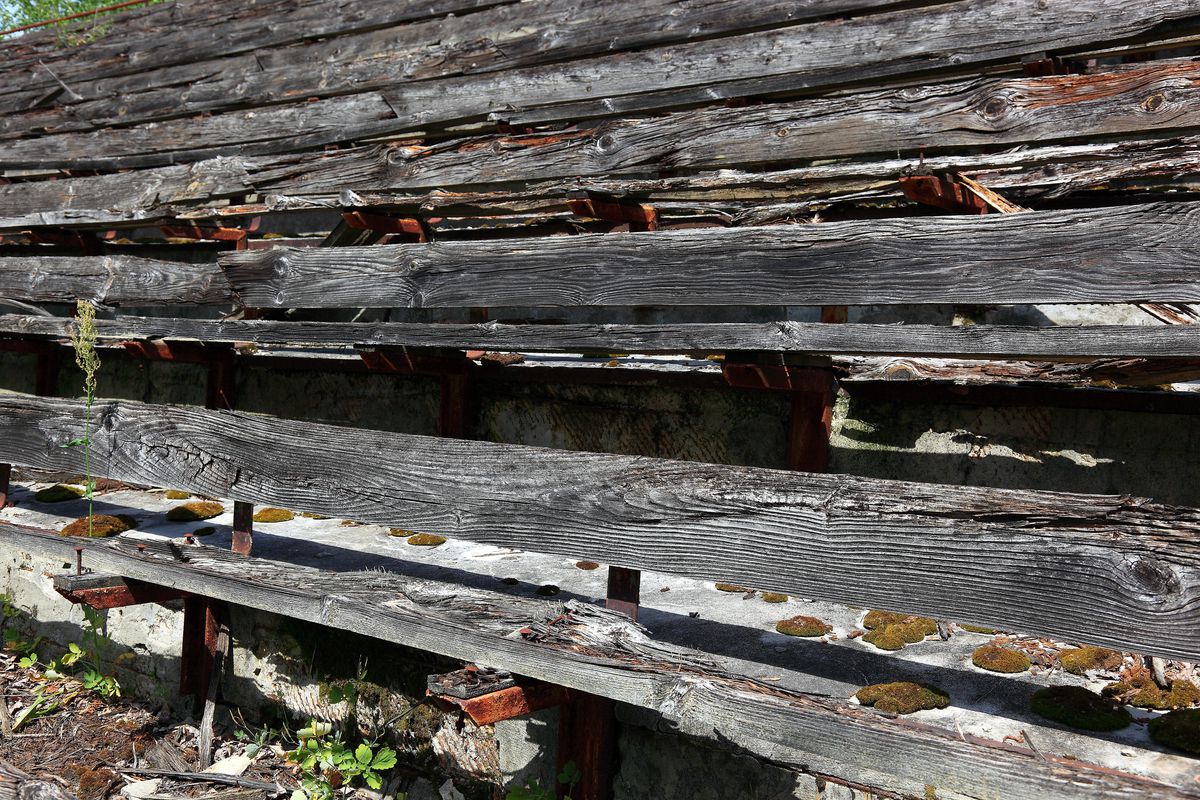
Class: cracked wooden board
0,393,1199,660
0,524,1195,800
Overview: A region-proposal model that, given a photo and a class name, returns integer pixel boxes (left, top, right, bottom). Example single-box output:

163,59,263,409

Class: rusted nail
136,543,146,554
184,534,195,545
74,546,83,576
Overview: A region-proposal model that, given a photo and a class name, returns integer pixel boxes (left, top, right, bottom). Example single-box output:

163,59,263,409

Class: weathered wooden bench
3,1,1200,797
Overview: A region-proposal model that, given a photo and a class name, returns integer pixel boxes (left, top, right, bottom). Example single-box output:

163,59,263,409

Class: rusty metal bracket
898,173,989,215
24,227,105,254
566,190,658,231
160,217,261,250
427,667,567,725
53,573,189,610
341,211,428,243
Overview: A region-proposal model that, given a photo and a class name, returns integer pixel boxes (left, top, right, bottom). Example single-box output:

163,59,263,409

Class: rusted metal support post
180,596,219,700
785,367,837,473
231,501,254,556
557,691,618,800
0,463,11,509
605,567,641,621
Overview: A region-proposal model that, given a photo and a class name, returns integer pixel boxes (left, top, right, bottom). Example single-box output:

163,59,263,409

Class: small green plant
506,761,582,800
14,605,120,702
286,719,397,799
66,299,101,538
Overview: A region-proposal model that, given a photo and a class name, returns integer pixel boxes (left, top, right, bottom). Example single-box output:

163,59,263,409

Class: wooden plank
0,256,230,306
0,0,515,106
0,0,908,139
221,202,1200,308
4,1,1199,169
7,313,1200,362
1,393,1199,662
1,525,1195,800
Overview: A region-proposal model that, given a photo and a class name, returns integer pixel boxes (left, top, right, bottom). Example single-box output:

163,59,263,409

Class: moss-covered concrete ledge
2,480,1198,799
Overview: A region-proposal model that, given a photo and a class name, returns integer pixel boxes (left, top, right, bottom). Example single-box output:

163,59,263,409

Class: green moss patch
1059,646,1123,675
1149,709,1200,754
760,592,789,603
60,514,135,538
1030,686,1131,731
406,533,446,547
1104,677,1200,710
856,682,950,715
34,484,84,503
958,624,997,634
972,645,1031,674
575,561,600,570
301,512,329,519
164,489,191,500
715,583,750,593
166,501,224,522
775,615,831,637
253,507,294,523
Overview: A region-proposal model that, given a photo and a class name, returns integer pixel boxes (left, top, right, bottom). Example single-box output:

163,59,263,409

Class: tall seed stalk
69,300,100,537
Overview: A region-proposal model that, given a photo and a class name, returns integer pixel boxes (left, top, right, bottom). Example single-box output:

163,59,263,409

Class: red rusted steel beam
231,501,254,556
557,691,617,800
605,566,641,621
24,228,102,254
160,218,260,251
0,463,11,509
434,681,568,725
898,174,989,215
53,575,189,610
787,370,837,472
566,191,658,232
180,596,220,700
342,211,428,243
357,346,471,377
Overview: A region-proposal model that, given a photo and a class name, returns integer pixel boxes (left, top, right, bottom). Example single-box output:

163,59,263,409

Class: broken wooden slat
220,202,1200,309
1,393,1199,661
8,314,1200,363
1,525,1195,800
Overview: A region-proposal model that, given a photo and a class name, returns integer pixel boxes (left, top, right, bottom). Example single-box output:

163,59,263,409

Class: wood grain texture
0,256,230,306
3,525,1193,800
221,202,1200,308
0,0,906,141
5,1,1200,169
5,314,1200,362
1,393,1199,661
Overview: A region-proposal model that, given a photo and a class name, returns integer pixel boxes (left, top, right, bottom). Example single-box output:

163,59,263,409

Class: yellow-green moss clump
1059,646,1123,675
60,514,135,538
1149,709,1200,755
714,583,750,593
301,512,329,520
34,484,84,503
861,610,938,651
958,624,997,634
1103,676,1200,710
972,644,1031,674
1030,686,1131,731
166,501,224,522
407,533,446,547
856,682,950,715
761,592,789,603
253,507,295,523
775,615,831,637
575,561,600,570
164,489,191,500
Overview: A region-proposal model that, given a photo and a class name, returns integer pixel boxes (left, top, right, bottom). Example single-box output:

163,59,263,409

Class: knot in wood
1141,92,1166,113
1127,557,1182,598
980,95,1010,122
595,134,616,154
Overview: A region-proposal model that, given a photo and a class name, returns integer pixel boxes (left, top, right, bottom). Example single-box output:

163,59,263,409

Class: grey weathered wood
221,202,1200,308
2,526,1196,800
2,393,1199,661
0,0,907,140
4,1,1199,169
0,256,229,306
6,313,1200,362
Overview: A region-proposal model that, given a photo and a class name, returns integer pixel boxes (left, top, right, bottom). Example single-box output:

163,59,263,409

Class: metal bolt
136,543,146,554
184,534,195,545
74,546,83,576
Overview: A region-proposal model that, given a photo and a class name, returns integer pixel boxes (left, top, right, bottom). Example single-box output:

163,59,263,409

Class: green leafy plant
1,1,167,45
506,761,582,800
66,299,101,537
286,719,397,800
